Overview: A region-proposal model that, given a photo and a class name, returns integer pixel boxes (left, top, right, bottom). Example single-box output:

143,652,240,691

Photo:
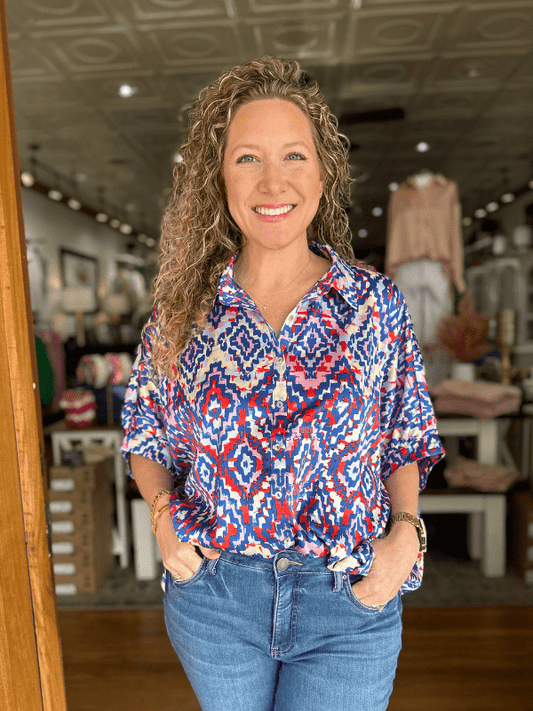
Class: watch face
419,517,428,553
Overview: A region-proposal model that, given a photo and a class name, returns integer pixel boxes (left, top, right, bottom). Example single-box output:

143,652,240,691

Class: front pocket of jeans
344,579,381,614
169,557,207,588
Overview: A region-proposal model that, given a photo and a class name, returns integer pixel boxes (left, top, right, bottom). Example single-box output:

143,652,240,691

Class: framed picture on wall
60,249,98,313
26,241,47,314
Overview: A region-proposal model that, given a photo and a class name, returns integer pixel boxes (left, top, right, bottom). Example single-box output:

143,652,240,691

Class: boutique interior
3,1,533,709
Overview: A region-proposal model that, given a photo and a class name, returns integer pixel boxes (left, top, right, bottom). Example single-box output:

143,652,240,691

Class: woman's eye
286,153,305,161
236,154,256,163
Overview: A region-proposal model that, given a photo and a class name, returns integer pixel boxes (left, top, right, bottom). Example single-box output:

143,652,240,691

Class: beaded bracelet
150,489,172,521
152,503,170,535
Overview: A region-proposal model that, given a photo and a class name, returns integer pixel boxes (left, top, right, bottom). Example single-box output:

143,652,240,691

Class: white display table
420,417,508,578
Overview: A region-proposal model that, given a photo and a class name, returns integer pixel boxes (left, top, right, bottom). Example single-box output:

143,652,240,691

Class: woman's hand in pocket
351,523,420,608
155,510,219,581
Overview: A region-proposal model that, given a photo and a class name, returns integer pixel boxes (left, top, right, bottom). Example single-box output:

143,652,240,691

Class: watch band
389,512,427,553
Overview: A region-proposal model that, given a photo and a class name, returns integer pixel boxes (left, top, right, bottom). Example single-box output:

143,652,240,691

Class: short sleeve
121,318,176,478
378,282,444,488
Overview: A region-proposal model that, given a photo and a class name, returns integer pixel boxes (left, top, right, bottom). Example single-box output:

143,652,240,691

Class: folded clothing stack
431,379,522,419
444,455,518,492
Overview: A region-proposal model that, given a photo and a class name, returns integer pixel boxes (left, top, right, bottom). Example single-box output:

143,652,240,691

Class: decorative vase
450,362,476,382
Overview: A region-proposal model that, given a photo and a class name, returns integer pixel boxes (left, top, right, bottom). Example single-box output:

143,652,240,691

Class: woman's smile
253,203,296,220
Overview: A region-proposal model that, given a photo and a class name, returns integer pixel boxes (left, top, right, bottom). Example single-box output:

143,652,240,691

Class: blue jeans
164,549,402,711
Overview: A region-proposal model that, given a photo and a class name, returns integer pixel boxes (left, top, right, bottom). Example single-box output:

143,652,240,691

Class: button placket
272,379,287,417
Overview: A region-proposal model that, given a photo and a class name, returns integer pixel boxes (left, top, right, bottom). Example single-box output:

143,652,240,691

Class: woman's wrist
153,505,171,536
387,520,419,547
150,489,172,533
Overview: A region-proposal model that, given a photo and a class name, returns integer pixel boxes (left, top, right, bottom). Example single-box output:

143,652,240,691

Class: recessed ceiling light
388,182,399,192
174,153,183,163
501,193,515,203
486,202,499,212
372,207,383,217
474,208,487,219
67,198,82,211
48,189,63,201
21,171,35,187
462,217,473,227
118,84,139,98
119,223,133,235
145,237,156,248
415,142,430,153
358,229,368,238
109,218,121,229
76,173,88,182
96,212,109,223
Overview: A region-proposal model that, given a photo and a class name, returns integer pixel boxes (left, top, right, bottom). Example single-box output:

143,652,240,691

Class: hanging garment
38,329,66,412
35,335,54,405
386,174,466,294
394,259,452,347
394,259,453,388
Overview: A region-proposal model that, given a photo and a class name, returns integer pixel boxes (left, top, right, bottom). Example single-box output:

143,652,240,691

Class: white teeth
254,205,294,216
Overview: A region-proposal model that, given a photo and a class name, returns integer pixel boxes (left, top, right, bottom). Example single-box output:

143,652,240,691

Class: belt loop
333,570,344,592
207,556,219,575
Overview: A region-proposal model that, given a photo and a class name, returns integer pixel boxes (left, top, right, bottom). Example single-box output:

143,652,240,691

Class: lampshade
61,286,96,313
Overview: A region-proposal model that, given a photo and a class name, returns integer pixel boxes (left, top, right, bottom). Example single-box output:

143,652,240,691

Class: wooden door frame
0,2,67,709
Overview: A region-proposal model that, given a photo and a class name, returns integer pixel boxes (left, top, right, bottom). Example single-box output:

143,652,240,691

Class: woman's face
222,98,323,252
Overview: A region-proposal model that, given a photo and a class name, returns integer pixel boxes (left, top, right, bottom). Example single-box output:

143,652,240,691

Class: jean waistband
216,548,338,574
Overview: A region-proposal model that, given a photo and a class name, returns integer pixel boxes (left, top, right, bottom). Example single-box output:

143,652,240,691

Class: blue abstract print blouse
122,242,444,592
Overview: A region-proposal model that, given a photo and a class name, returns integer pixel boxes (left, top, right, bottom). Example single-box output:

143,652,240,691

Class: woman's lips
253,204,295,222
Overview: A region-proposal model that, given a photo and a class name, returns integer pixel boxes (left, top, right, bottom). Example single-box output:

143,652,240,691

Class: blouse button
277,356,284,365
275,400,284,409
273,442,283,452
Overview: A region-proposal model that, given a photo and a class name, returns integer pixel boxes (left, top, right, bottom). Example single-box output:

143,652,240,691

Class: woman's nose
259,162,286,194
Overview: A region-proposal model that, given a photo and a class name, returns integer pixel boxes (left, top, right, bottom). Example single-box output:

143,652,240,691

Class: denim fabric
164,550,403,711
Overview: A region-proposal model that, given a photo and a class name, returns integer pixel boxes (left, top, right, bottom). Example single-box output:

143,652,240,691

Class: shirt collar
217,241,367,311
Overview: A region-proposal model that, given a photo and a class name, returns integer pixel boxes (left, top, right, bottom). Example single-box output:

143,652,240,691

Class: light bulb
21,171,35,187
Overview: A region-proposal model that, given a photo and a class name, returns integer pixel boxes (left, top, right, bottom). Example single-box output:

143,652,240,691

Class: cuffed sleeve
121,319,177,479
379,283,444,489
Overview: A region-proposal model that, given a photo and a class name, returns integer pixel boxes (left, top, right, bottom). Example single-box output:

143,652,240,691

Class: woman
122,56,444,711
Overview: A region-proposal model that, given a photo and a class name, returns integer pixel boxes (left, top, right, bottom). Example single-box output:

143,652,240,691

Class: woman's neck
233,241,317,292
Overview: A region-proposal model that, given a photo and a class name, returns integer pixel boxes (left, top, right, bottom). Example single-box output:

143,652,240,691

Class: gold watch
388,512,427,553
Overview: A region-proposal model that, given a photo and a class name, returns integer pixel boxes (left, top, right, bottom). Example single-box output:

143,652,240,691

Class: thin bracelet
150,489,172,520
152,503,170,535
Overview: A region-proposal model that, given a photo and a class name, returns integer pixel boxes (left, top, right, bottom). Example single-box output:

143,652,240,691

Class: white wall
21,187,137,337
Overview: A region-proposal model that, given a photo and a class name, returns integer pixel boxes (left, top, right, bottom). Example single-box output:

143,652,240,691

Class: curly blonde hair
151,56,355,378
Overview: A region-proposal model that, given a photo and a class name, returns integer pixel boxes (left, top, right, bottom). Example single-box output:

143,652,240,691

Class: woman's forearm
130,453,175,508
383,461,420,517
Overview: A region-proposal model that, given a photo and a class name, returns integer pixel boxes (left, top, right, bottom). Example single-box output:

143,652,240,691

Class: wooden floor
58,606,533,711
